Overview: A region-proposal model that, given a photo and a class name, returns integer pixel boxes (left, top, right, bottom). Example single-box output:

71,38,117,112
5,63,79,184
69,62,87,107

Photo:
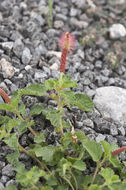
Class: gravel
0,0,126,187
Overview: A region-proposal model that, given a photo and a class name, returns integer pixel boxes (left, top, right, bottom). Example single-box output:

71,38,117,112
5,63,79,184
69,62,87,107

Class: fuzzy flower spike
59,32,75,73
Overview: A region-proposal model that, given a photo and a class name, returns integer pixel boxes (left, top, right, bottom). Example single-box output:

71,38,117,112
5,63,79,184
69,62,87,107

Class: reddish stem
60,48,68,73
0,88,10,103
111,146,126,156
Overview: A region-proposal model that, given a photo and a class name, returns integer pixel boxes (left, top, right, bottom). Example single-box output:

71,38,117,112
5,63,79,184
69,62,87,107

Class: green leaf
34,133,45,143
72,160,86,171
0,103,14,112
0,115,10,124
101,141,111,159
7,150,20,165
101,141,122,169
16,166,45,187
44,79,59,90
56,185,68,190
18,104,26,117
17,121,28,134
88,184,101,190
30,105,44,116
3,185,17,190
61,74,78,88
74,93,94,112
42,108,63,128
4,133,18,150
59,158,72,176
21,84,46,96
59,91,75,108
44,173,57,186
82,140,103,162
99,168,120,186
11,84,46,109
34,145,55,162
75,131,88,144
41,187,53,190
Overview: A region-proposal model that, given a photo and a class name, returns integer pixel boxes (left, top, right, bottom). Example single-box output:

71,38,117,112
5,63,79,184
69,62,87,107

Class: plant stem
91,163,99,185
69,168,78,190
18,143,50,173
91,158,105,185
60,118,64,137
100,182,107,188
63,176,75,190
16,112,37,136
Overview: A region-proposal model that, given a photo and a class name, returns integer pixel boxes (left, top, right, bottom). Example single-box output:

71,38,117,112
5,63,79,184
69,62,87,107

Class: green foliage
47,0,53,28
82,140,103,162
0,73,124,190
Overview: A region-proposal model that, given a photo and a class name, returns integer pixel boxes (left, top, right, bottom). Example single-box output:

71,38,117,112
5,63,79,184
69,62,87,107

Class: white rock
48,51,61,58
109,24,126,39
0,58,14,78
25,65,32,71
50,63,58,70
94,86,126,125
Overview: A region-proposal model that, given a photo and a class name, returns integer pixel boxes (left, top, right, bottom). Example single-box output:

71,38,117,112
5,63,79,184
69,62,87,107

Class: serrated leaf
74,93,94,112
44,79,59,90
4,133,18,150
34,145,55,162
42,108,63,128
18,104,26,117
99,168,120,186
61,74,78,88
30,105,44,116
22,84,46,96
7,150,20,165
44,173,57,186
72,160,86,171
34,133,45,143
0,103,14,112
11,84,46,109
82,140,103,162
59,91,75,108
16,166,45,187
17,121,27,134
0,115,10,124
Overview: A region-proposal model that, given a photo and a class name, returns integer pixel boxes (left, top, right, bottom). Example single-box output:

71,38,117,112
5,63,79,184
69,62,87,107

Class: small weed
0,32,126,190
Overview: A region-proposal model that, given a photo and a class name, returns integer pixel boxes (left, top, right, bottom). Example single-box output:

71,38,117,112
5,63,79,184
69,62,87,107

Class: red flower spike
0,88,10,103
111,146,126,156
59,32,75,52
59,32,75,73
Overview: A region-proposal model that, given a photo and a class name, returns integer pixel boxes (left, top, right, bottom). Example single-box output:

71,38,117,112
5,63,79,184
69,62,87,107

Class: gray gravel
0,0,126,188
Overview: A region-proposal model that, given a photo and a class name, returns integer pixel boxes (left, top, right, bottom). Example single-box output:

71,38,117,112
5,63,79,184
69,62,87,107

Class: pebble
54,20,64,29
110,124,118,136
96,134,106,143
1,42,13,52
13,39,24,58
2,164,15,177
70,17,88,28
94,86,126,125
0,176,9,185
22,47,32,65
83,119,94,128
34,71,47,80
118,126,125,136
25,65,32,72
109,24,126,39
0,182,4,190
0,58,14,78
